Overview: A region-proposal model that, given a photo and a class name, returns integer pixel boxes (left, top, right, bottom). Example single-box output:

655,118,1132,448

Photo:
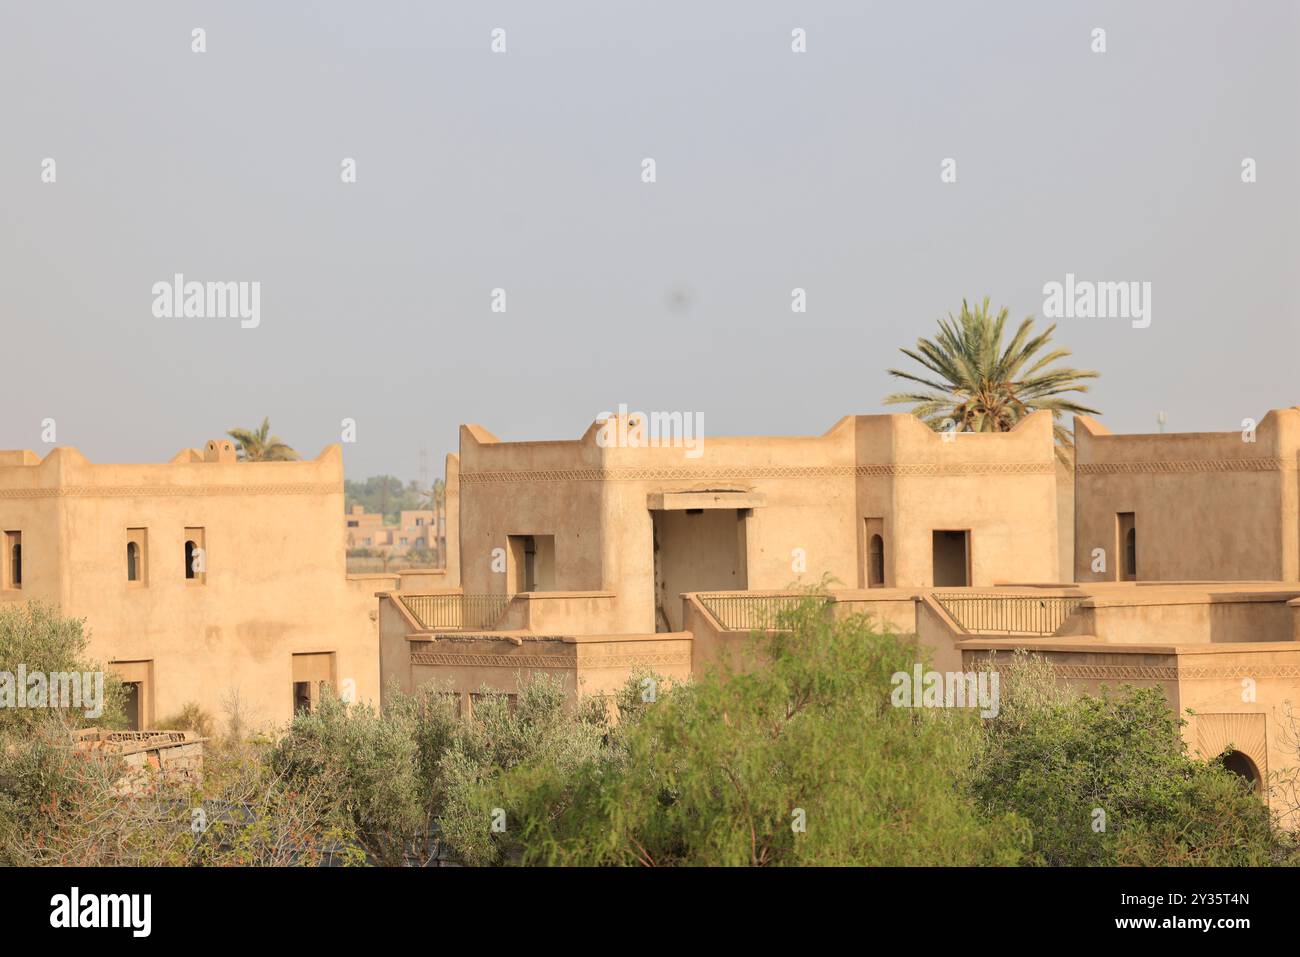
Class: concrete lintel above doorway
648,490,766,511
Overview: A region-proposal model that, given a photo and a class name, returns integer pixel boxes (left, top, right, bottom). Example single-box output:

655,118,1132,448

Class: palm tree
884,297,1100,459
419,478,447,566
226,417,299,462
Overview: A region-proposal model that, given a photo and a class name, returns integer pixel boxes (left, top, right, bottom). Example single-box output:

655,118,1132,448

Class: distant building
0,440,390,729
345,505,437,554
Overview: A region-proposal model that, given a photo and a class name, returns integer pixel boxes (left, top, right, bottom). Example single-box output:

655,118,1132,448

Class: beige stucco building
379,406,1300,820
11,405,1300,817
0,439,392,729
380,410,1067,706
455,409,1065,628
345,506,437,553
1073,409,1300,583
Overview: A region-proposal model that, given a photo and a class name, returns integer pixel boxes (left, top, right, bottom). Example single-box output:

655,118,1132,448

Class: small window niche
507,534,556,594
184,527,207,585
864,517,886,588
2,530,20,591
126,528,148,586
1117,512,1137,582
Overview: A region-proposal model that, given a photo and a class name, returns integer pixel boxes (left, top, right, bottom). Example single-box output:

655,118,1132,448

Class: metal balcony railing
698,593,831,631
933,594,1083,636
399,593,511,630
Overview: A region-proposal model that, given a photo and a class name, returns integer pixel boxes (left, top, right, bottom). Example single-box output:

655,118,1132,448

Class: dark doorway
652,509,747,632
932,530,970,587
1221,749,1261,794
122,682,141,731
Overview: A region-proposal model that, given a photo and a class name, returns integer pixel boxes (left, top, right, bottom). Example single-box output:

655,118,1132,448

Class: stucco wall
1074,410,1300,582
455,411,1063,635
869,412,1061,587
0,444,381,728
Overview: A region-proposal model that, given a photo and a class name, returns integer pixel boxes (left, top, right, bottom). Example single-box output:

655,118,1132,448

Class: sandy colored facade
0,439,390,729
380,409,1065,705
453,409,1064,629
10,405,1300,810
345,505,437,553
381,406,1300,820
1074,409,1300,583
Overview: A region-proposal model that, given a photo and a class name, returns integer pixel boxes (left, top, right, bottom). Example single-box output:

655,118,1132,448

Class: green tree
0,603,125,736
344,475,423,522
884,297,1099,459
226,417,299,462
479,597,1030,866
969,651,1288,865
272,676,606,866
272,690,425,866
417,676,607,866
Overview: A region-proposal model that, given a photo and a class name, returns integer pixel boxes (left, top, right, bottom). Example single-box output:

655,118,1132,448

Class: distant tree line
344,476,427,523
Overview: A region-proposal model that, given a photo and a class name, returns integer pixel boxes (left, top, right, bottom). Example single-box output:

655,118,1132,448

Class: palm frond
883,297,1101,453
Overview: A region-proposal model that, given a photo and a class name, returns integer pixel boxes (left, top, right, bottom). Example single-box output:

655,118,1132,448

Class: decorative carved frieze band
412,653,574,668
460,463,1054,484
1047,662,1300,681
411,651,692,669
858,463,1054,477
1077,459,1288,475
1049,664,1178,680
1177,664,1300,679
577,652,692,669
0,482,338,500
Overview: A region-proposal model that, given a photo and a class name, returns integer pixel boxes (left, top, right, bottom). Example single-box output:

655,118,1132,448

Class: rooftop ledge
686,588,921,600
510,590,615,600
406,631,690,644
390,590,615,600
1079,589,1300,609
958,638,1300,655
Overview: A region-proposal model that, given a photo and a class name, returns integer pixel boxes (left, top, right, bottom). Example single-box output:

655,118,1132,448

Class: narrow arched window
11,543,20,587
1221,750,1262,795
869,534,885,586
185,540,197,580
127,542,140,582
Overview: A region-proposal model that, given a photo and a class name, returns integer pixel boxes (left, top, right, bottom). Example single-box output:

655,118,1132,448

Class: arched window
126,542,140,582
184,540,198,580
1124,528,1137,581
869,534,885,586
1221,749,1261,794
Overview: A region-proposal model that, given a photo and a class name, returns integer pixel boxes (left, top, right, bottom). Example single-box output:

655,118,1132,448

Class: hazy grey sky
3,1,1297,480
